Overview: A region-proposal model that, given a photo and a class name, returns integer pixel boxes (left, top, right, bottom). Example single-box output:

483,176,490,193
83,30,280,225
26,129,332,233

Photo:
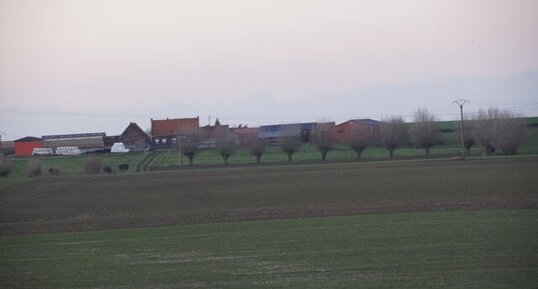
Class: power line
1,102,537,124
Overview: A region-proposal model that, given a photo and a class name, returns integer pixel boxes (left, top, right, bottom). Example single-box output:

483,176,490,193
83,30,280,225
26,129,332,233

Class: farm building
334,119,381,143
104,135,121,149
230,126,259,147
14,137,43,156
42,132,106,153
0,141,15,155
119,122,149,152
259,122,335,143
151,117,200,149
200,119,230,148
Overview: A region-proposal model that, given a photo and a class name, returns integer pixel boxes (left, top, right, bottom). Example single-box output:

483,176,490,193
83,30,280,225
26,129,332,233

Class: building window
155,139,160,145
162,138,167,144
172,137,177,143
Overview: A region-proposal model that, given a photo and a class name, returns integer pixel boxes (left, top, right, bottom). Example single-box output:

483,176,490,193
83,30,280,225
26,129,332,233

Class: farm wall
15,141,43,156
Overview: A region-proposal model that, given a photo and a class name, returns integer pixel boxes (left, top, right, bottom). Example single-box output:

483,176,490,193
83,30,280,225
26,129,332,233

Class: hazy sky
1,0,537,140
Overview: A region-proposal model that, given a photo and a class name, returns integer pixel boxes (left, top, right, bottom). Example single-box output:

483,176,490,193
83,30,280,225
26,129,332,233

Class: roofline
336,119,382,126
151,116,200,122
42,132,106,140
14,136,43,142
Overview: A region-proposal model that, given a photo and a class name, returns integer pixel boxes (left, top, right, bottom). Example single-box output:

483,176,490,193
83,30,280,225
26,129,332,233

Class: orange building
151,117,200,148
14,137,44,156
334,119,381,143
231,126,259,147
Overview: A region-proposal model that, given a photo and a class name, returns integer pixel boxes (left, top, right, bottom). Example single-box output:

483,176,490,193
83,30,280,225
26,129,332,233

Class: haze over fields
1,0,537,140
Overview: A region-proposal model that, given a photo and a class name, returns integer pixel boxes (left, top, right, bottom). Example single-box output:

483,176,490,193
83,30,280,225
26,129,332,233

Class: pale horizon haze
1,0,538,140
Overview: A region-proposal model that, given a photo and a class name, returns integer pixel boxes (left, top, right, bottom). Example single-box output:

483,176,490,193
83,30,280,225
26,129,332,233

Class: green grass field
1,210,536,289
1,155,537,288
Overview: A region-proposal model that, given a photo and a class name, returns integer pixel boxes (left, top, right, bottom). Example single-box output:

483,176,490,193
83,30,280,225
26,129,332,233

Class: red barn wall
15,141,43,156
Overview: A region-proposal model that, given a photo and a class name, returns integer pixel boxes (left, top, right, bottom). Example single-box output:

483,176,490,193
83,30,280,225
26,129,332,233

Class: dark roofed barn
42,132,105,153
120,122,149,152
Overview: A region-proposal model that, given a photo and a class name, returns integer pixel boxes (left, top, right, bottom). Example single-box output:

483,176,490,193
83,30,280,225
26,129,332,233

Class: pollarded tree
379,117,409,158
491,110,526,155
312,128,335,161
181,134,200,166
347,126,375,159
474,108,498,155
248,137,267,164
279,135,302,162
473,108,527,155
410,108,441,156
216,133,237,165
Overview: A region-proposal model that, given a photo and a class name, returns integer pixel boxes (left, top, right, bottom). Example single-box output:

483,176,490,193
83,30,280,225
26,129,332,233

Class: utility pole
177,131,183,170
179,137,183,170
453,99,470,159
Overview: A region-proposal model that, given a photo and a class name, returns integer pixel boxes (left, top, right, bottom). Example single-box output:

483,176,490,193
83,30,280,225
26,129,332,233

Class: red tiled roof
151,117,200,137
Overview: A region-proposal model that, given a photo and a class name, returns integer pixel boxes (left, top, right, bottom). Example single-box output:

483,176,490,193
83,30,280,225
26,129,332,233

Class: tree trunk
188,156,194,166
389,148,394,158
287,152,293,162
425,146,430,157
223,155,229,165
465,146,471,155
356,148,363,160
485,145,496,156
256,154,261,164
321,150,327,161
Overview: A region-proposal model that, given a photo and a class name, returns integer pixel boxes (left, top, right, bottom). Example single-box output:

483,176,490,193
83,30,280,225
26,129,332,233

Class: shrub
118,164,129,172
103,166,113,174
26,160,42,177
48,167,61,176
84,156,103,174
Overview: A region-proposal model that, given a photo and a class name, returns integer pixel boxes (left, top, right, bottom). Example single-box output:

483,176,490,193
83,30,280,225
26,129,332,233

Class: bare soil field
1,157,537,235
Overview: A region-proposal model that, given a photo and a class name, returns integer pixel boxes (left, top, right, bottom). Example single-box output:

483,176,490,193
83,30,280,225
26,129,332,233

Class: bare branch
410,107,441,156
379,117,409,158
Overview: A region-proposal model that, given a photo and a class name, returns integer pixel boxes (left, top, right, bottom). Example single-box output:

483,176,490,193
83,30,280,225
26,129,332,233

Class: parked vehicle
55,146,81,156
32,148,54,156
111,143,130,153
